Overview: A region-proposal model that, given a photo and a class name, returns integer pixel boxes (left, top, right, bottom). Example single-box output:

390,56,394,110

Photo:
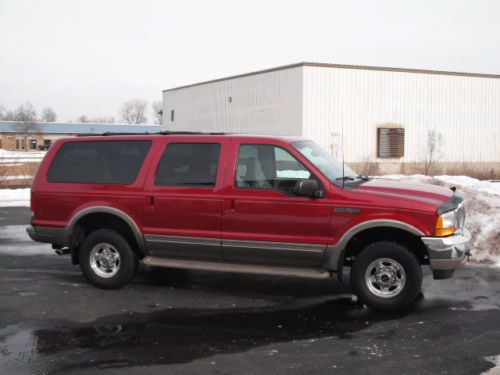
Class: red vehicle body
28,133,471,311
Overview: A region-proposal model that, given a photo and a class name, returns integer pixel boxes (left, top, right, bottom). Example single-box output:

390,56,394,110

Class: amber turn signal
435,226,456,237
435,214,456,237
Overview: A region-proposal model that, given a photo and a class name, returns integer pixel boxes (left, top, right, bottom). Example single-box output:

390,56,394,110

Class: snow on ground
0,188,30,207
483,354,500,374
0,149,46,164
4,175,32,180
381,175,500,267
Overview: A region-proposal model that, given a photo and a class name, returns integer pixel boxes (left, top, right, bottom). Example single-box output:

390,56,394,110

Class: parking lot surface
1,207,499,374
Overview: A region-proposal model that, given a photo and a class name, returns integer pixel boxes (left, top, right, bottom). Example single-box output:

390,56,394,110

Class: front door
222,142,332,267
143,140,225,260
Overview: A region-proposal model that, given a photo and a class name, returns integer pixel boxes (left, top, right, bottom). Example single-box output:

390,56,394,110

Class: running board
143,257,332,279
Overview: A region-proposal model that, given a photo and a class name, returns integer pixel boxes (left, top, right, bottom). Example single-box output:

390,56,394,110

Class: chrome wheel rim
364,258,406,298
89,243,121,278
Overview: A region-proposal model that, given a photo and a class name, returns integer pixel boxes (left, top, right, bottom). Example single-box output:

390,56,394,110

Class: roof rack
76,131,226,137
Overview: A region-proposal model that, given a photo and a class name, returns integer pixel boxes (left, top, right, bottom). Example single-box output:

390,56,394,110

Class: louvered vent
377,128,405,158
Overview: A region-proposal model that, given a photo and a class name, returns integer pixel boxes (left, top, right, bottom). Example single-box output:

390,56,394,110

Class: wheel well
70,213,143,264
343,227,428,267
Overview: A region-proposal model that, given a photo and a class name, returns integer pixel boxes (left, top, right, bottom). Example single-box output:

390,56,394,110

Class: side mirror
294,179,322,198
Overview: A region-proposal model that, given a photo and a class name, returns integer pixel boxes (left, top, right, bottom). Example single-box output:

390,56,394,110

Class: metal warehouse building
162,62,500,175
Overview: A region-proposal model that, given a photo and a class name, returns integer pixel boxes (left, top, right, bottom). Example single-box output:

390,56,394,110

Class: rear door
142,138,227,260
221,140,332,267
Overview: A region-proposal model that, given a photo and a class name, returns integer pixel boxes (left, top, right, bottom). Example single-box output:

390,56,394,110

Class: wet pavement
1,207,500,374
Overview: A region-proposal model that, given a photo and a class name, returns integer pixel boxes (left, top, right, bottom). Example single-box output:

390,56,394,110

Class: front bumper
421,229,471,277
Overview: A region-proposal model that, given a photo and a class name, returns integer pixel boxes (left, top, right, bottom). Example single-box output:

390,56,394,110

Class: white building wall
302,65,500,164
163,67,303,136
162,64,500,169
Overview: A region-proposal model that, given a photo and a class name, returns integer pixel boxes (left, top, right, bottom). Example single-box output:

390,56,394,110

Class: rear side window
47,140,151,184
155,143,221,187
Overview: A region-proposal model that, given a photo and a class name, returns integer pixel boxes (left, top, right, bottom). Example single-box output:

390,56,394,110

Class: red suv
27,133,471,310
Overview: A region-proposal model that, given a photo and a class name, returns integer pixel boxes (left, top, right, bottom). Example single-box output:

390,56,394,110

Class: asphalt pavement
1,207,499,375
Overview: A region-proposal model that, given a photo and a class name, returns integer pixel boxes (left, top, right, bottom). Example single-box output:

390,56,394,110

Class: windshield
292,140,359,186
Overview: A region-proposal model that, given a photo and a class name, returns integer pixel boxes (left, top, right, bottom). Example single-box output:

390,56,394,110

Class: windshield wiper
335,176,356,181
335,175,370,181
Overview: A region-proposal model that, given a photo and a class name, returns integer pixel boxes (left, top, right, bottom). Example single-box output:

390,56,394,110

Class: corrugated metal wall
302,66,500,163
162,67,303,136
162,64,500,165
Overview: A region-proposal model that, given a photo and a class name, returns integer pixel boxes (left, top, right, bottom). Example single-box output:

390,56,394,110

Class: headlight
435,210,457,236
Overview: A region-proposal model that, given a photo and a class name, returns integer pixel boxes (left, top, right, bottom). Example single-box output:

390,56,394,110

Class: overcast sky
1,0,499,123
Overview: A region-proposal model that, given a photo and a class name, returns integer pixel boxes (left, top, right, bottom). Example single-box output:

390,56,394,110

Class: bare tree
41,107,57,122
329,132,340,157
360,154,379,176
93,116,115,124
77,115,89,123
151,101,163,125
77,115,115,123
423,129,443,176
120,99,148,124
11,121,41,152
14,102,37,122
0,104,20,121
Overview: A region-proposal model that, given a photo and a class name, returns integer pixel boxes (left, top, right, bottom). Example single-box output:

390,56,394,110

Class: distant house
0,122,164,150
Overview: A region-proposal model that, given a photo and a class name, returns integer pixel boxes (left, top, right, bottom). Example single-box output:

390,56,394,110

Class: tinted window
235,144,312,195
155,143,220,187
48,140,151,184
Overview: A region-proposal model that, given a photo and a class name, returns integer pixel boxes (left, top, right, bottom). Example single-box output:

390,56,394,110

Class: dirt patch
0,162,38,188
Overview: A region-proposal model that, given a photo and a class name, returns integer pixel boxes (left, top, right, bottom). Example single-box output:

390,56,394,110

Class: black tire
350,241,422,311
79,229,139,289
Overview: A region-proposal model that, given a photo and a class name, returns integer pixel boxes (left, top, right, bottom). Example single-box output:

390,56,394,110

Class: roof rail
76,131,226,137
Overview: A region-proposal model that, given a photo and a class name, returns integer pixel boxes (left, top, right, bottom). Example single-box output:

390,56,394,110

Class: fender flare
322,219,425,280
65,206,145,253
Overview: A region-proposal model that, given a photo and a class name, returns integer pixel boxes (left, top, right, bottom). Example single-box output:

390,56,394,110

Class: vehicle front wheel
350,241,422,311
79,229,138,289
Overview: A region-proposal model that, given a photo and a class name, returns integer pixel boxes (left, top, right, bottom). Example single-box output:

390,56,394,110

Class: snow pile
0,188,30,207
381,175,500,267
483,354,500,374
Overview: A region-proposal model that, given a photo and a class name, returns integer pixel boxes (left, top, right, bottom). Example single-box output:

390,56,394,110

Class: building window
16,139,26,150
377,128,404,158
171,110,174,122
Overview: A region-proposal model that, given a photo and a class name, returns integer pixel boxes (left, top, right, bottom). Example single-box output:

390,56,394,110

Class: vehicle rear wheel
350,241,422,311
79,229,138,289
